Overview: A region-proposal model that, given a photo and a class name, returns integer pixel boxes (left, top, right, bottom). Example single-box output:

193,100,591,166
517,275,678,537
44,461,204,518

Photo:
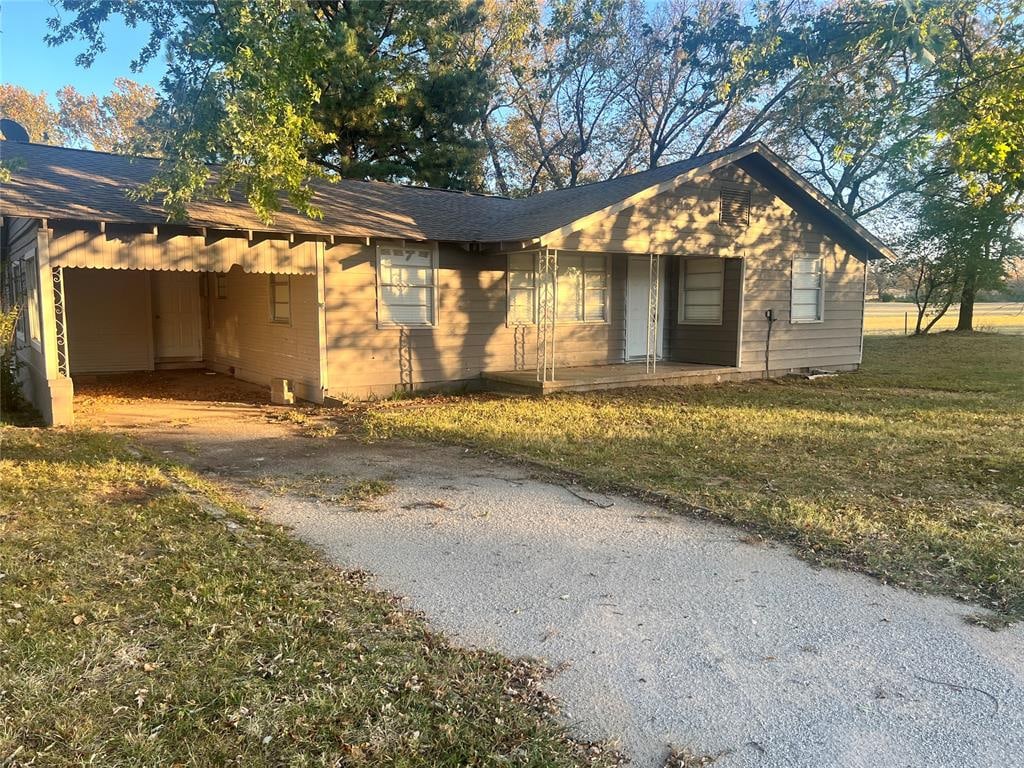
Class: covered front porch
486,249,745,394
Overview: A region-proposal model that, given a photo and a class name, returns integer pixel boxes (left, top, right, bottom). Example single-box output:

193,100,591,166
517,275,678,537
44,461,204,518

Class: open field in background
865,302,1024,335
0,430,615,767
366,334,1024,620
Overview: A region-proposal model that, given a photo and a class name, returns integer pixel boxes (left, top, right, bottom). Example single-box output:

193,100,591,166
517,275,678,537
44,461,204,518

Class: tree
0,85,62,143
619,0,811,167
57,77,159,153
899,181,1023,333
46,0,493,222
1,80,158,153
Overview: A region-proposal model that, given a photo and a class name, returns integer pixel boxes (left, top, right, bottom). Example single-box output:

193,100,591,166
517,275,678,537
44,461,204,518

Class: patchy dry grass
0,429,617,766
365,334,1024,619
250,472,396,508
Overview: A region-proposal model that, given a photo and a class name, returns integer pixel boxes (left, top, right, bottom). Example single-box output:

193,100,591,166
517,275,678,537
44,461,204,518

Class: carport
4,215,329,425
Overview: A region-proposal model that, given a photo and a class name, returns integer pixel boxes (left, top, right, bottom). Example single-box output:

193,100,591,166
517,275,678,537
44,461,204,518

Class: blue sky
1,0,165,100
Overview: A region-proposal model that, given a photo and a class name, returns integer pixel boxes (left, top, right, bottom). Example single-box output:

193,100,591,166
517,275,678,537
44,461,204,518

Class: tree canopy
29,0,1024,296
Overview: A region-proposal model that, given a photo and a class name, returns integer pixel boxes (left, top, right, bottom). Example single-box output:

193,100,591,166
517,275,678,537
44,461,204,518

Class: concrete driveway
78,379,1024,768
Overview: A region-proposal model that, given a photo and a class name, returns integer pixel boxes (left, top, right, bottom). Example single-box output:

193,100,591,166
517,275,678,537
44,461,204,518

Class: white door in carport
152,272,202,360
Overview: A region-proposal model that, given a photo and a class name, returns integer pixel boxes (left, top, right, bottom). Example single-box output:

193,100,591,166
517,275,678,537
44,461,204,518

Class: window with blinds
376,244,437,327
507,252,537,325
678,257,724,324
791,256,824,322
719,187,751,227
269,274,291,323
555,253,608,323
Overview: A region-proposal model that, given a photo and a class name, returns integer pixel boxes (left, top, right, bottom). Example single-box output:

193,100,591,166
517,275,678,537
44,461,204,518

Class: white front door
625,255,666,359
152,272,202,360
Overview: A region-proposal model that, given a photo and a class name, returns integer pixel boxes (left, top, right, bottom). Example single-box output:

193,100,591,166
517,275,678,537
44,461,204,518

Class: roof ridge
0,139,163,163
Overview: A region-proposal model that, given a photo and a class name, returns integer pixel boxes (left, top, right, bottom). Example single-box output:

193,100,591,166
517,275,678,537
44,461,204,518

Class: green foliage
0,307,29,416
47,0,492,223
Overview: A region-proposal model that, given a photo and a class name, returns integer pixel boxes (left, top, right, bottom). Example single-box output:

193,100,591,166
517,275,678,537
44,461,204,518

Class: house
0,139,892,426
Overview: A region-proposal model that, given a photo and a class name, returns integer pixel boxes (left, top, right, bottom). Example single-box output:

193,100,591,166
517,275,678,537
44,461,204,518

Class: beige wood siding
666,257,741,366
545,166,866,373
48,225,318,274
323,244,627,398
64,268,154,373
4,218,48,414
204,267,322,401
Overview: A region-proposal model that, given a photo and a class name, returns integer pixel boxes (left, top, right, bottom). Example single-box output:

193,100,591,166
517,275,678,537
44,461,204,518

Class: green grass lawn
0,430,615,766
366,333,1024,620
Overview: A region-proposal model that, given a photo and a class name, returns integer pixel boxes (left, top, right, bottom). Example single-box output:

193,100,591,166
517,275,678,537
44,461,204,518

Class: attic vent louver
719,188,751,227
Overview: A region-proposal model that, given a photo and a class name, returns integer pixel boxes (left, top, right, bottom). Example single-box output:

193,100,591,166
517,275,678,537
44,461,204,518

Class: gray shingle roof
0,140,892,259
0,140,738,242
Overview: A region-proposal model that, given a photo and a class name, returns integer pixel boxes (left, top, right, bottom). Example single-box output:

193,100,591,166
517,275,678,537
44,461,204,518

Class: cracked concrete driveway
79,383,1024,768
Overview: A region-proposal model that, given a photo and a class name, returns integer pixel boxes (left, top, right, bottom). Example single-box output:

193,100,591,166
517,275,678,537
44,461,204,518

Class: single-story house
0,139,892,426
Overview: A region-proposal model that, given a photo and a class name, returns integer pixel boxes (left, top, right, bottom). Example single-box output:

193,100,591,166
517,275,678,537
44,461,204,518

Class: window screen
507,252,537,325
678,258,724,324
791,256,824,322
554,254,607,323
270,274,291,323
377,245,437,327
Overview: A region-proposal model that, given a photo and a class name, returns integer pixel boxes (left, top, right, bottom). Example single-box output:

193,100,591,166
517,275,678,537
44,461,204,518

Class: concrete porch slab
482,361,744,394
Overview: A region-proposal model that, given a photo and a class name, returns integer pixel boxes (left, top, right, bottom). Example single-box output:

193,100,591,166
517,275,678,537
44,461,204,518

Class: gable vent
719,188,751,227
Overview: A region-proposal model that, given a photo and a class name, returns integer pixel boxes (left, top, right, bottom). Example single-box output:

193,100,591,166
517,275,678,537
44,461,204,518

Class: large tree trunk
956,259,978,331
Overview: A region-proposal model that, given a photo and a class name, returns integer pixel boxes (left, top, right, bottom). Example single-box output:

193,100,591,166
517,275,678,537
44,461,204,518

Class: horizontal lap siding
322,165,866,396
8,217,38,256
204,268,321,397
549,166,866,373
64,268,153,373
324,245,626,398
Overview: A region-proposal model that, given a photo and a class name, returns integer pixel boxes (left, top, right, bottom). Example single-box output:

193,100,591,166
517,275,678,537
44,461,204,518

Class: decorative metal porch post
646,253,661,374
536,249,557,383
51,266,70,378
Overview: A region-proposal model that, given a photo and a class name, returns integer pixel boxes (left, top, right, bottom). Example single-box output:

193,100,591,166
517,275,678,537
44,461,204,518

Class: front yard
366,333,1024,620
0,429,614,766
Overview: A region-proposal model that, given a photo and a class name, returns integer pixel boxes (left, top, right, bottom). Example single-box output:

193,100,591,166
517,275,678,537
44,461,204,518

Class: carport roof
0,140,893,260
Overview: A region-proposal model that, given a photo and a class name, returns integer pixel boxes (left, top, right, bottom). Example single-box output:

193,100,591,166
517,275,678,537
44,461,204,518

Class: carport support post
36,227,74,426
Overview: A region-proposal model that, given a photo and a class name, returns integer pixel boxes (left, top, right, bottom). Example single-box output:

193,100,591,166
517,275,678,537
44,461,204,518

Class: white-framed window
12,261,27,343
507,252,537,326
376,243,438,328
23,252,41,346
678,257,724,325
791,255,824,323
556,253,608,324
270,274,291,323
215,273,228,299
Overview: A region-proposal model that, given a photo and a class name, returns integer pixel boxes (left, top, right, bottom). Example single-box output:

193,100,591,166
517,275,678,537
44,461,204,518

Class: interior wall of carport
203,267,322,402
